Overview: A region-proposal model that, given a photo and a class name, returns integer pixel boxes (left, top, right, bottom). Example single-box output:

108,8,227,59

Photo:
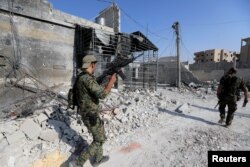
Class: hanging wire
158,31,176,57
6,0,22,79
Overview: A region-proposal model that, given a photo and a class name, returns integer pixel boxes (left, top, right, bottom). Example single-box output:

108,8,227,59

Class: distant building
194,49,237,63
95,3,120,33
239,37,250,68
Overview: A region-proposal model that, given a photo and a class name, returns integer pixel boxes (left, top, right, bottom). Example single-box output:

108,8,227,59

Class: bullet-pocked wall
0,0,113,86
0,0,113,108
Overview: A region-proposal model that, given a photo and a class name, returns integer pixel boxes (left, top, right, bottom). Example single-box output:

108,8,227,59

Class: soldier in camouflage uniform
69,55,117,167
217,67,248,127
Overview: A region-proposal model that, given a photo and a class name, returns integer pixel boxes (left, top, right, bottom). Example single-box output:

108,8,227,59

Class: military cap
82,55,97,68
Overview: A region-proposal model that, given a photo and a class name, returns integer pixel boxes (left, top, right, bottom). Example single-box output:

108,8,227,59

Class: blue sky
49,0,250,62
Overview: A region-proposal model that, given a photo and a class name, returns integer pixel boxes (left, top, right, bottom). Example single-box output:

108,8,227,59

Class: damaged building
0,0,158,110
190,41,250,82
157,56,201,86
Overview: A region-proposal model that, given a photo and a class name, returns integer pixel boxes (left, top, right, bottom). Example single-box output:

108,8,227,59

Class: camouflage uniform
75,70,108,166
218,74,247,125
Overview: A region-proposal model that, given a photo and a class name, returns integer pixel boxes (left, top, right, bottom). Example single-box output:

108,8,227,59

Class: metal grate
75,26,158,90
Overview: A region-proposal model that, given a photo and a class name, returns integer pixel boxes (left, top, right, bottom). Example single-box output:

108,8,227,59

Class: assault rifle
242,99,248,107
96,54,143,84
214,100,221,109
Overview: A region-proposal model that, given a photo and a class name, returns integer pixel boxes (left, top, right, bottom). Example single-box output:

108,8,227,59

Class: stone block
5,131,26,145
0,138,8,151
39,129,58,142
20,119,41,140
113,108,121,115
0,121,19,134
35,113,48,124
175,103,190,113
44,107,54,116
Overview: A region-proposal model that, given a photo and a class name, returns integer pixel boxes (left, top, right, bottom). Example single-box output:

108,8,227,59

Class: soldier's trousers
76,112,106,165
219,97,237,125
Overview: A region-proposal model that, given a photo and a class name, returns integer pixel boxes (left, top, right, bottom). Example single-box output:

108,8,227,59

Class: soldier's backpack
222,74,239,97
67,72,84,110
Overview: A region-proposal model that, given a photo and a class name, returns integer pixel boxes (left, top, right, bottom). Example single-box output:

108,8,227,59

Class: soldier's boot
225,112,234,127
92,156,109,167
218,118,225,124
225,120,232,128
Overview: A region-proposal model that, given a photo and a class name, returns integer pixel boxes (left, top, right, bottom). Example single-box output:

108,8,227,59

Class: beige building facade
194,49,237,63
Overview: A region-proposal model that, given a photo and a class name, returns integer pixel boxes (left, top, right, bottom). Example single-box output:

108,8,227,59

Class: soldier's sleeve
84,76,108,99
239,78,248,92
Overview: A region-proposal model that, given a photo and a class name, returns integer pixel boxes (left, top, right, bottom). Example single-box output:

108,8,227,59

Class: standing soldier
69,55,117,167
217,67,248,127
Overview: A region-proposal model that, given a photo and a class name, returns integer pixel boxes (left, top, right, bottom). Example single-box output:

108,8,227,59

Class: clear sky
49,0,250,62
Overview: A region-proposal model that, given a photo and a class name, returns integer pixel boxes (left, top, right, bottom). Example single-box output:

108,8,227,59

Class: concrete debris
0,139,8,151
35,113,48,124
39,130,58,142
175,103,190,113
5,131,26,145
20,119,41,140
8,156,15,167
0,86,235,167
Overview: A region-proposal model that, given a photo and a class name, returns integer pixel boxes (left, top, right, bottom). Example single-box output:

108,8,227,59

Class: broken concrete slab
0,121,19,134
44,107,54,116
0,138,8,151
39,130,58,142
175,103,190,113
20,119,41,140
35,113,48,125
5,131,26,145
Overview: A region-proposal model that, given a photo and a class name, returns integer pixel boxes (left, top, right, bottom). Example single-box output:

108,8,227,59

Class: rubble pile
0,88,177,166
0,87,218,167
0,105,89,167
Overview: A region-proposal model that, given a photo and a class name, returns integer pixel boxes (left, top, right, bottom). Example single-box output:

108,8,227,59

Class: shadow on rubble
158,107,218,125
191,104,250,119
235,112,250,119
47,105,89,166
191,104,218,112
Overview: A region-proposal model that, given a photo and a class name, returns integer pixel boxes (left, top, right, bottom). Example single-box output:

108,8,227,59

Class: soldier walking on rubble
217,67,248,127
69,55,117,167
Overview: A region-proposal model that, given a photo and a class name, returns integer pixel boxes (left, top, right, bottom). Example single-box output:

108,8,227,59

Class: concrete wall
157,61,201,85
0,0,113,87
190,61,234,71
191,70,225,81
191,69,250,82
0,0,114,108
